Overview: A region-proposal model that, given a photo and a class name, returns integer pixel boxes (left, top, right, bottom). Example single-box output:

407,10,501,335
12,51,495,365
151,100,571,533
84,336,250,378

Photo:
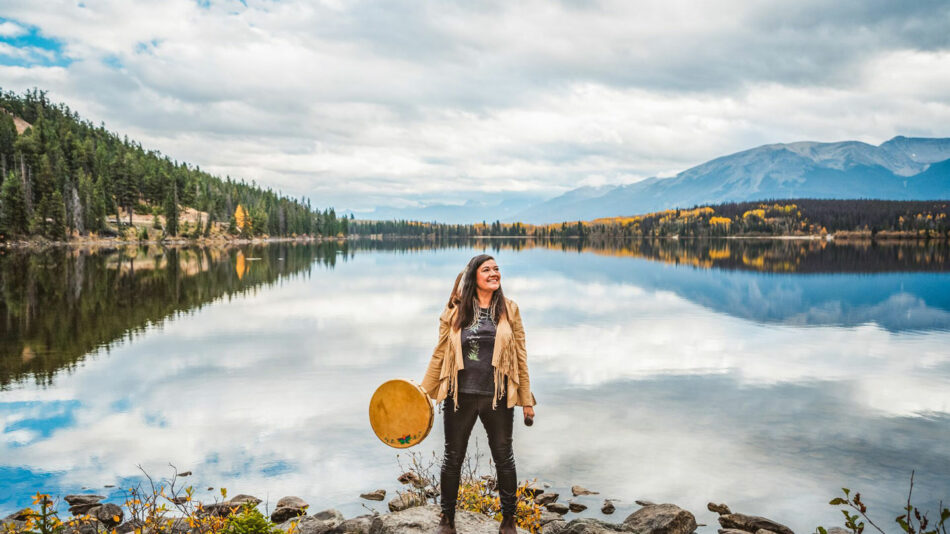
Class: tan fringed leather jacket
421,298,536,410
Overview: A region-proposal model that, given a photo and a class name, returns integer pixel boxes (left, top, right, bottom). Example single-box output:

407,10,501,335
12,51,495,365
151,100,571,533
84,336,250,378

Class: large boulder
553,518,630,533
64,495,105,506
623,503,697,534
708,503,732,516
718,514,794,534
69,504,100,517
540,510,565,525
277,509,343,534
271,496,309,524
337,514,374,534
95,503,123,528
369,504,530,534
228,494,262,508
547,503,570,515
536,493,560,506
5,509,33,521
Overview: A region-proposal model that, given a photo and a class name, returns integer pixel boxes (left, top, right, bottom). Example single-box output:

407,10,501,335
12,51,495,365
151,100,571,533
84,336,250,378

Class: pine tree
0,170,27,237
163,182,178,236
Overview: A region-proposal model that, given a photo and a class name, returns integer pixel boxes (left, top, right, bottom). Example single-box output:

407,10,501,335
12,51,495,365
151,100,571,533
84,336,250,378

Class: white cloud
0,0,948,211
0,20,26,37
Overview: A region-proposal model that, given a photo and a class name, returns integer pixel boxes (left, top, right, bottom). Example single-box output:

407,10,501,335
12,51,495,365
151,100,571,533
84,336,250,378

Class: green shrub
223,503,283,534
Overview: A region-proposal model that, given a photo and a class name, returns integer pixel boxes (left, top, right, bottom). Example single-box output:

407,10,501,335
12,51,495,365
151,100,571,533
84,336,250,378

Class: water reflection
0,242,349,388
352,237,950,273
0,240,948,534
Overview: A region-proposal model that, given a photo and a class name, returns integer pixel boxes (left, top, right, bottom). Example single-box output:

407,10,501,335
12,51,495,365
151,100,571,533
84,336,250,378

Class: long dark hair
447,254,506,330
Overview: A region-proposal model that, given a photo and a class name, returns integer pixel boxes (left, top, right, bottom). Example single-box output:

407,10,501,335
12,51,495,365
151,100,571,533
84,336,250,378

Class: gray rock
547,502,570,515
95,503,123,527
572,485,599,496
708,503,732,516
623,503,697,534
278,512,344,534
5,509,32,521
718,514,794,534
61,521,98,534
360,489,386,501
635,500,656,507
569,500,588,513
543,520,568,534
272,496,309,523
69,504,100,517
720,530,750,534
116,518,186,534
337,514,374,534
116,518,144,534
369,504,530,533
524,481,545,498
203,502,239,517
755,530,779,534
313,509,344,522
277,495,310,508
602,501,616,515
178,471,193,477
536,493,560,506
229,494,262,507
64,495,106,506
557,518,630,533
387,492,425,512
541,510,566,525
272,506,307,524
1,520,26,532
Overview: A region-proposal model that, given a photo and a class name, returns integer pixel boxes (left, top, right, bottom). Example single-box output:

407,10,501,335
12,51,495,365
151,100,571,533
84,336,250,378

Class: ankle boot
499,514,517,534
437,512,457,534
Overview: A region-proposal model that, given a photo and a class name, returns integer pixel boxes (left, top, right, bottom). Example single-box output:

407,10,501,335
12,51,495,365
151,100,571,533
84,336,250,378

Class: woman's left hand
523,406,535,419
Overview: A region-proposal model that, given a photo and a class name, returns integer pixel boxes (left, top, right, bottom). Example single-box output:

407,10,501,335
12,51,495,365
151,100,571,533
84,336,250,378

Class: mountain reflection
352,236,950,273
0,242,348,388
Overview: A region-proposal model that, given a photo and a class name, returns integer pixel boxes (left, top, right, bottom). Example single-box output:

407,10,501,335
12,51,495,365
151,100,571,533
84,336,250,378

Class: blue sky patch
1,400,81,445
0,18,70,68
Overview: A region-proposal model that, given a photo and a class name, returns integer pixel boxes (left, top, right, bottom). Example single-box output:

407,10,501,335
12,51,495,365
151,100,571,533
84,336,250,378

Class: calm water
1,239,949,533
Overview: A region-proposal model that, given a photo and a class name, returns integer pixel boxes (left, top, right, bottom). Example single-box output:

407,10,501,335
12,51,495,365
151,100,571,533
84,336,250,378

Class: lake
1,238,949,533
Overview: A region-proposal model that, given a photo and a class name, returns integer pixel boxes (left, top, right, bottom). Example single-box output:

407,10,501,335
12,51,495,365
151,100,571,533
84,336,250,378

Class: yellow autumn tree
234,204,249,230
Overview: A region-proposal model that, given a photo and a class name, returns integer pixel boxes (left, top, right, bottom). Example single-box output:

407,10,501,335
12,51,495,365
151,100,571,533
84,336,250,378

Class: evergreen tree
0,113,16,179
0,170,27,237
163,183,178,236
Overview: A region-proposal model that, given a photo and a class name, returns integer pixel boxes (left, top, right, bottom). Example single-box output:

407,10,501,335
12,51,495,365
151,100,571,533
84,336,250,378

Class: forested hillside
0,88,346,241
352,199,950,239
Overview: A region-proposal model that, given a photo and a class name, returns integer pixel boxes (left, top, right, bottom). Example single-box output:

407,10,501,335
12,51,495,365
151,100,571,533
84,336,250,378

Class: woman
421,254,536,534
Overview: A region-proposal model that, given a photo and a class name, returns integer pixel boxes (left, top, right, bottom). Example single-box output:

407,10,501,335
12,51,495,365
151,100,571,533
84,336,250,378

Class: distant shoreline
0,234,345,250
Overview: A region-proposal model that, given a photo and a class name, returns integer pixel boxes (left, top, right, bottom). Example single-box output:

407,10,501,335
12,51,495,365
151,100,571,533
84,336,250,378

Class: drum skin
369,379,434,448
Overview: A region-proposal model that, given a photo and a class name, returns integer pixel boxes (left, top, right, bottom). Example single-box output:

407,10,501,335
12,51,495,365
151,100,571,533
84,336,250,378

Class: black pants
440,392,517,517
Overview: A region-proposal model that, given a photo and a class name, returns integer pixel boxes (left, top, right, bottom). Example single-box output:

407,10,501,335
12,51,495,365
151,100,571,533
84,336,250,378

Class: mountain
511,136,950,224
353,194,550,224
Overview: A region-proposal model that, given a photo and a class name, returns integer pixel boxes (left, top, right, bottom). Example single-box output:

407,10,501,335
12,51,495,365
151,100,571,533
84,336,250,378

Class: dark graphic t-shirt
457,307,496,395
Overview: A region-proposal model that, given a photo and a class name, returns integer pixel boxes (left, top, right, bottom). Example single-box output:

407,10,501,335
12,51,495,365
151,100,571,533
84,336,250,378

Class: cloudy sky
1,0,949,213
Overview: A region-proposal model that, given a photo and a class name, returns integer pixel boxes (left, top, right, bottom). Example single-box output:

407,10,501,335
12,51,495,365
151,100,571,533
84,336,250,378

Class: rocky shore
2,488,826,534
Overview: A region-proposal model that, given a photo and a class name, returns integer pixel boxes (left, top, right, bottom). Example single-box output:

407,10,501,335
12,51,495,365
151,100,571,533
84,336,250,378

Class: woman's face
475,259,501,293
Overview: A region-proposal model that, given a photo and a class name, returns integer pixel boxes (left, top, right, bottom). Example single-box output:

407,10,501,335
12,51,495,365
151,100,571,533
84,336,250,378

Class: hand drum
369,379,434,448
